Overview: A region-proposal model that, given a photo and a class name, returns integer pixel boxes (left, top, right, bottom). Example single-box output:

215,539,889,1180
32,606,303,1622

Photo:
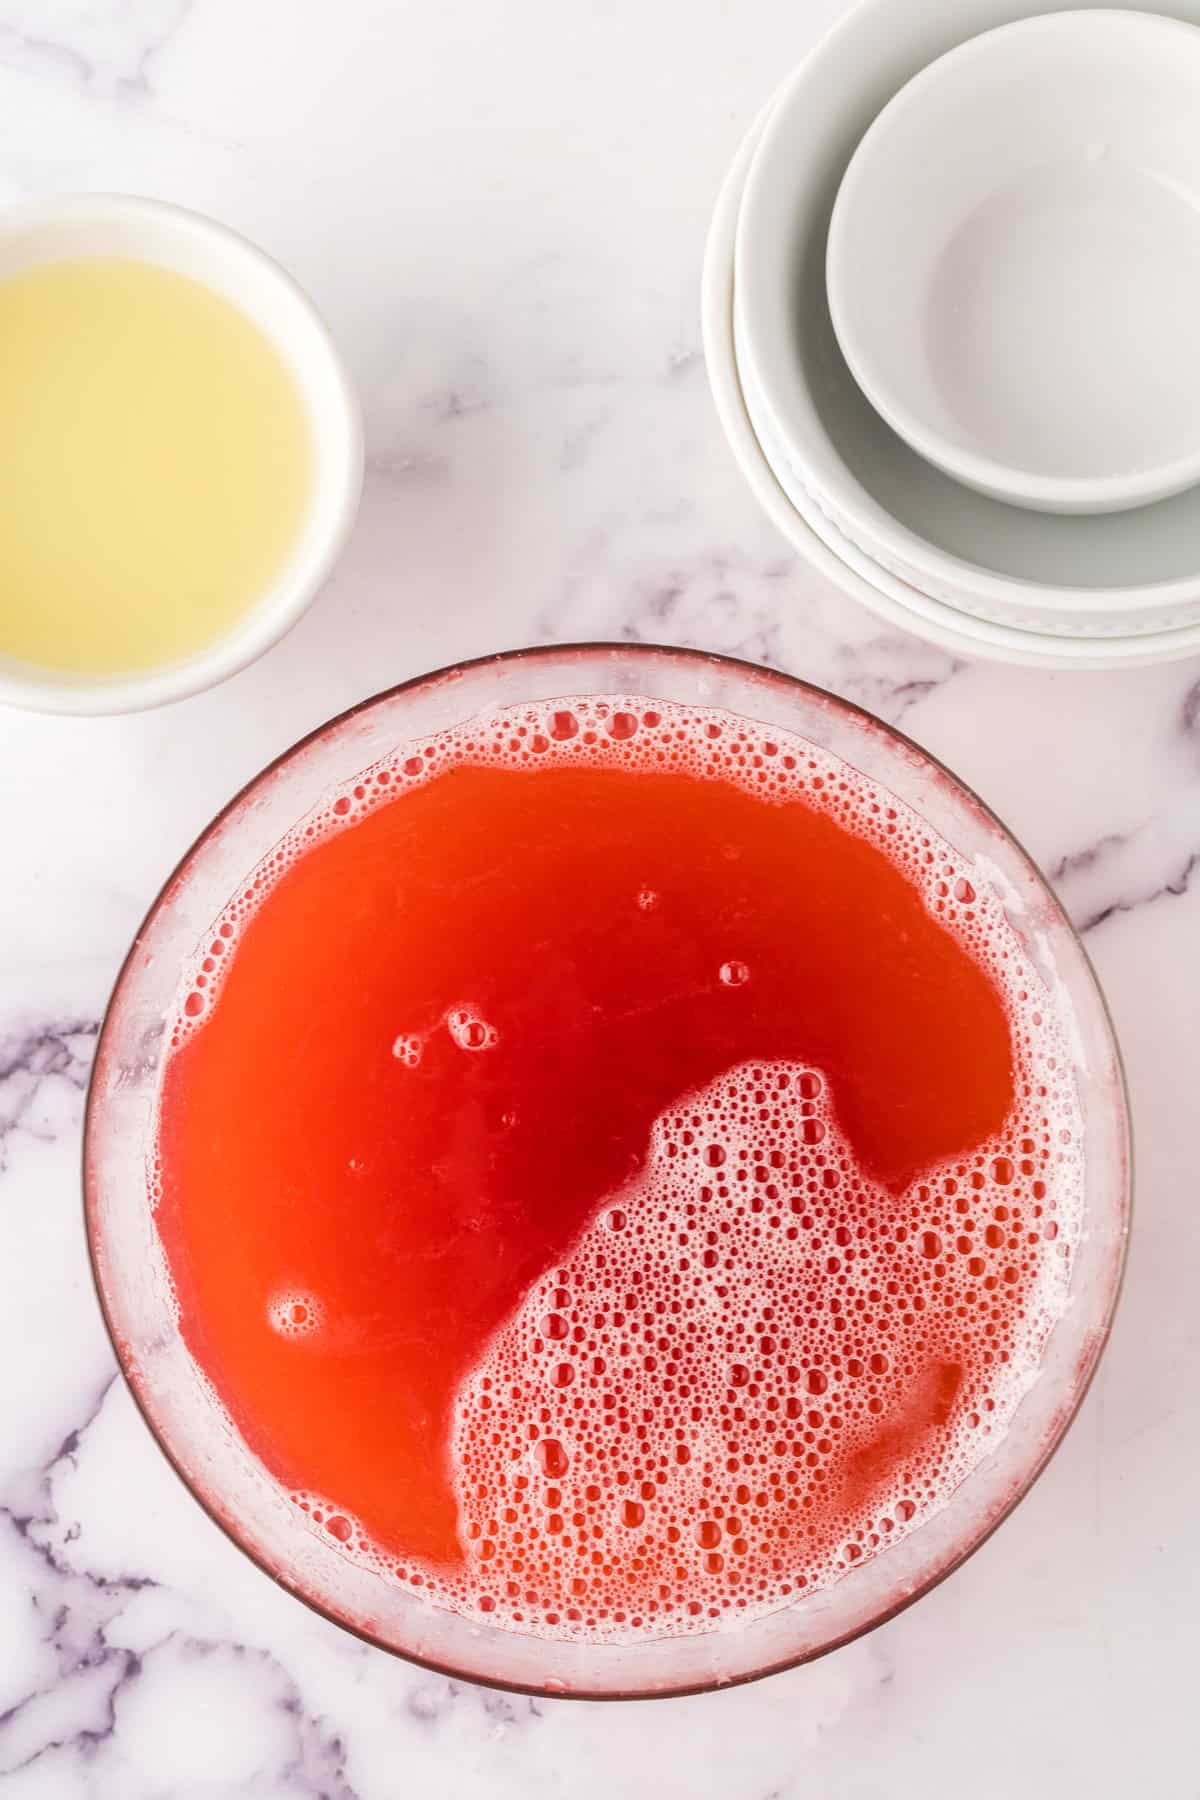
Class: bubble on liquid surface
268,1291,321,1338
391,1032,424,1068
446,1007,499,1052
718,959,751,988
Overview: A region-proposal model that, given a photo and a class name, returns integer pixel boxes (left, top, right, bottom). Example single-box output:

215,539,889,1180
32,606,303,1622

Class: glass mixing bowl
84,643,1130,1698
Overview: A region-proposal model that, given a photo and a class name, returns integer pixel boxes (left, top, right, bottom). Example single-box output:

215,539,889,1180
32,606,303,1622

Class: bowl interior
736,0,1200,613
85,644,1130,1698
827,11,1200,514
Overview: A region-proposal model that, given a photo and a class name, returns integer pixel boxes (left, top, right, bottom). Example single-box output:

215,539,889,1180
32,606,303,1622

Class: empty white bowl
827,10,1200,516
733,0,1200,640
0,194,363,715
703,92,1200,668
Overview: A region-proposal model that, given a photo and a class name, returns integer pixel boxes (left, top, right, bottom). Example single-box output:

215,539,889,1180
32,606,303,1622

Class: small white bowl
827,10,1200,516
0,194,363,715
703,88,1200,668
733,0,1200,639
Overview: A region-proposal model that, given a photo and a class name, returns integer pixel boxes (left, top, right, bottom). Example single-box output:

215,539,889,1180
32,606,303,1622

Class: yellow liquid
0,256,312,675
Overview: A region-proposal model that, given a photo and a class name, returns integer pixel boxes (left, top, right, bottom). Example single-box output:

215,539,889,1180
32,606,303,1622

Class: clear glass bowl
84,643,1130,1699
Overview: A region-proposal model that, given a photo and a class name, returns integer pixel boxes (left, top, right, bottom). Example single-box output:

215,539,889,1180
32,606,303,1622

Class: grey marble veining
0,1,1197,1794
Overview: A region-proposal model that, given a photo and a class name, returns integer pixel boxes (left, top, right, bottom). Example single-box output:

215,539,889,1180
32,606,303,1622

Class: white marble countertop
0,1,1196,1794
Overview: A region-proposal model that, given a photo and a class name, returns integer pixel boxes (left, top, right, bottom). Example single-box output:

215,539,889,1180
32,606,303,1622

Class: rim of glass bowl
83,642,1131,1700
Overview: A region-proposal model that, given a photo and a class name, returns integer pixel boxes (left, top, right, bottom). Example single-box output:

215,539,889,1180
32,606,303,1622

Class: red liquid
154,699,1078,1639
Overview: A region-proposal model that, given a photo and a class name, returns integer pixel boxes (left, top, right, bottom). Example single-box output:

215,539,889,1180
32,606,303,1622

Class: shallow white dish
827,10,1200,516
0,194,363,716
734,0,1200,638
703,96,1200,668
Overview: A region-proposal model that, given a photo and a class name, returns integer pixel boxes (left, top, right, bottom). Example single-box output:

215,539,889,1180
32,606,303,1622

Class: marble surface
0,1,1196,1794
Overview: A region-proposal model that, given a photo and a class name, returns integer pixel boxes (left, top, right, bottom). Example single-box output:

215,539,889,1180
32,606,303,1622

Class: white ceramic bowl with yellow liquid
0,194,363,715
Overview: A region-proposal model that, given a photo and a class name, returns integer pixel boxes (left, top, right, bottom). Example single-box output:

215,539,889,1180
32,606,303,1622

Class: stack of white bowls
703,0,1200,669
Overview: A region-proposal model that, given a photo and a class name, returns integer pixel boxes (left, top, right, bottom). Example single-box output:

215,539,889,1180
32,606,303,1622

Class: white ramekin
0,194,363,715
826,11,1200,517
